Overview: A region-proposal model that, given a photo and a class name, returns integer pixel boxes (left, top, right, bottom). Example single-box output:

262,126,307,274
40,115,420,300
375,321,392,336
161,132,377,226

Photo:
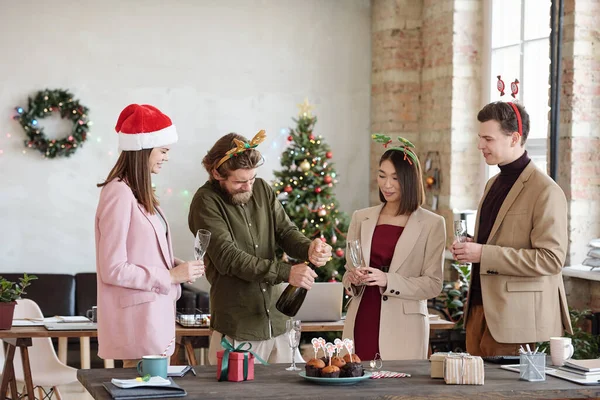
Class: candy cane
161,337,175,357
311,338,319,359
325,343,335,366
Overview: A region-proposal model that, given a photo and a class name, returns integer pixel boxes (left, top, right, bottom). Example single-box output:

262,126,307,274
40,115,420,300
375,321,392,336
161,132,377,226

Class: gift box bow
219,336,269,381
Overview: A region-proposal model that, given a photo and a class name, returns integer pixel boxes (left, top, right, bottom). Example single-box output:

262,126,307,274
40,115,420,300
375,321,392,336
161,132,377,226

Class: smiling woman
94,104,204,365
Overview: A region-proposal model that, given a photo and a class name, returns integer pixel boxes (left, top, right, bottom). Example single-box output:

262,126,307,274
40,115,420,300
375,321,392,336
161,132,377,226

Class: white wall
0,0,371,279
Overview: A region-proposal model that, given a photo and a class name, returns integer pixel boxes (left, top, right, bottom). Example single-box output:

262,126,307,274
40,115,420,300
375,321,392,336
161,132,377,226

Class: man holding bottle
188,131,332,365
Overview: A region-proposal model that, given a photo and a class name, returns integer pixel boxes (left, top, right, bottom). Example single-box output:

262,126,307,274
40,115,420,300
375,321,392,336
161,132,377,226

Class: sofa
2,273,210,367
2,273,209,318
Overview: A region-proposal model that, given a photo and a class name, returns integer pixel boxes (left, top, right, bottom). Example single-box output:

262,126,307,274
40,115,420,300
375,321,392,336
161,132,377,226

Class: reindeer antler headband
371,134,418,165
496,75,522,137
215,130,267,170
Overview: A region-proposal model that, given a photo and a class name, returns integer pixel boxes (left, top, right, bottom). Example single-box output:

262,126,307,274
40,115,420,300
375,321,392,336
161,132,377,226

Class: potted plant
0,274,38,330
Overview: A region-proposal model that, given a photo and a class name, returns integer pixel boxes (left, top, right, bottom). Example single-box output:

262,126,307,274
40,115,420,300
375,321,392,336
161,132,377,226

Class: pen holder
519,353,546,382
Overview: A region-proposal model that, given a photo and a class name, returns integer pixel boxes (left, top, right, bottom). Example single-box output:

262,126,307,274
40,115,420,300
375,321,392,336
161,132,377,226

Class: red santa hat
115,104,178,151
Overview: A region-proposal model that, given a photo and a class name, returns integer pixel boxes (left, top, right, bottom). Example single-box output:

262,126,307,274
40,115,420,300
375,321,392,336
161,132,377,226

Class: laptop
44,322,97,331
282,282,344,322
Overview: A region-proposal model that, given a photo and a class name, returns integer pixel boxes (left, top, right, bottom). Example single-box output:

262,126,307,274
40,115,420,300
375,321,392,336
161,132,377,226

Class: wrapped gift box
430,352,452,378
443,354,484,385
216,350,255,382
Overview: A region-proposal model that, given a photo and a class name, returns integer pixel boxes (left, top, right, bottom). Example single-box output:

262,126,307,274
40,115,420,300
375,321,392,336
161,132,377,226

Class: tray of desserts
301,338,370,385
176,308,210,328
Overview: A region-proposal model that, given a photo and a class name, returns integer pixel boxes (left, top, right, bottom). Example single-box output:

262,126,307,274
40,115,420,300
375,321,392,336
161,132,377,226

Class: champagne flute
348,239,365,286
453,220,468,267
194,229,211,261
285,318,302,371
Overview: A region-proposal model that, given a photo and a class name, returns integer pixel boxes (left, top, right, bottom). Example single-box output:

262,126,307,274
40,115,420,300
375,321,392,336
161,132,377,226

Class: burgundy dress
354,224,404,361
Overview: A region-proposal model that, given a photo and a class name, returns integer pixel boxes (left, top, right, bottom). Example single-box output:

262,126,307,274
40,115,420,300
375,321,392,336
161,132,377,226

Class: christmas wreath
13,89,91,158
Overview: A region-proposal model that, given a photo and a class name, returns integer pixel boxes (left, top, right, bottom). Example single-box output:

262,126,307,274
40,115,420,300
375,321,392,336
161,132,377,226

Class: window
483,0,551,178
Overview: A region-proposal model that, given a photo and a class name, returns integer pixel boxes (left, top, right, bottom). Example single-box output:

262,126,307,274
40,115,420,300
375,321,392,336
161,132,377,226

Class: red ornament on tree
314,187,322,194
335,248,344,257
326,151,333,159
287,135,293,141
324,175,332,184
284,185,293,193
309,134,315,140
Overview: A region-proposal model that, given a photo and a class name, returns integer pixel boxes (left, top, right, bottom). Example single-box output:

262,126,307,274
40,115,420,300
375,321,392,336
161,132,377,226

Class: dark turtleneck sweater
470,151,531,306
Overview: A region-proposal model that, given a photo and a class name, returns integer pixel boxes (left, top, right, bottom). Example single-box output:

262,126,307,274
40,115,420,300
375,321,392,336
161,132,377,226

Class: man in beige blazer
452,101,572,357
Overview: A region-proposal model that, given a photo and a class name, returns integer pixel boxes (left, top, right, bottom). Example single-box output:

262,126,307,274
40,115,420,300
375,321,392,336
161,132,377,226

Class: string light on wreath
13,89,91,159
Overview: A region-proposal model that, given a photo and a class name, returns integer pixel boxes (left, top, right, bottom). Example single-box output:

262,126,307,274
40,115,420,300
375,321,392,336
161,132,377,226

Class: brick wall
558,0,600,267
371,0,482,243
371,0,423,205
560,0,600,310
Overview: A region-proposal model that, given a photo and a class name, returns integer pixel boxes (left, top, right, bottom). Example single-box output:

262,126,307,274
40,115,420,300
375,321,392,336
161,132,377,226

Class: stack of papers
111,377,171,389
12,316,91,327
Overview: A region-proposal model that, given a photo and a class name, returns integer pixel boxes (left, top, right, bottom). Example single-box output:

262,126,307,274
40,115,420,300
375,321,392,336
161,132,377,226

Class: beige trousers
208,330,304,366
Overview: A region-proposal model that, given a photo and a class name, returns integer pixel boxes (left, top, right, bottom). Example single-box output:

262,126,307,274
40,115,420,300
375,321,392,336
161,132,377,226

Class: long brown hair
378,149,425,215
97,149,158,214
203,133,264,181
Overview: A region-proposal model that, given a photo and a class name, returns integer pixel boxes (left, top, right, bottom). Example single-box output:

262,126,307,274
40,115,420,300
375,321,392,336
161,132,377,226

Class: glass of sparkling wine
348,239,365,285
194,229,211,261
453,220,468,267
285,318,301,371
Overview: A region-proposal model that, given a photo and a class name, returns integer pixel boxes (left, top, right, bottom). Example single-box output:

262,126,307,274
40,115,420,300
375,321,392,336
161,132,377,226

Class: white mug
550,337,574,366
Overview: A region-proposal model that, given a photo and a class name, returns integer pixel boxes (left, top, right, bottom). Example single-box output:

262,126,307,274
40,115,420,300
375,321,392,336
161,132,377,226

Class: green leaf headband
371,134,418,165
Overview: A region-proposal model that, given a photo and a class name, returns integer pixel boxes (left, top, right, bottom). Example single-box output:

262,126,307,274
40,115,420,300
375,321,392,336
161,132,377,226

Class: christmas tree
272,99,350,284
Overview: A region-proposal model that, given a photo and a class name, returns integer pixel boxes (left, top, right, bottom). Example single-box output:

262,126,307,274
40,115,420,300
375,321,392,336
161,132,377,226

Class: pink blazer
95,180,181,360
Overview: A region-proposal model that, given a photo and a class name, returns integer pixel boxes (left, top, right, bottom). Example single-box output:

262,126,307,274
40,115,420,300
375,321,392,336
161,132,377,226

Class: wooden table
77,360,600,399
1,319,455,399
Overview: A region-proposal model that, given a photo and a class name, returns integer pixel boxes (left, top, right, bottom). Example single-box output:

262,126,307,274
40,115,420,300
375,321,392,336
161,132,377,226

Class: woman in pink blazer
342,136,445,361
95,104,204,367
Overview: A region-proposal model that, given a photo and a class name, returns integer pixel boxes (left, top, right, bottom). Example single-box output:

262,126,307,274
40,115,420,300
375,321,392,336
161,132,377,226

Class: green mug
137,355,168,379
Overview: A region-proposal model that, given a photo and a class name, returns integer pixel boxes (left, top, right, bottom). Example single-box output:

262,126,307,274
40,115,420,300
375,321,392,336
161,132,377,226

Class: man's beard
230,191,252,205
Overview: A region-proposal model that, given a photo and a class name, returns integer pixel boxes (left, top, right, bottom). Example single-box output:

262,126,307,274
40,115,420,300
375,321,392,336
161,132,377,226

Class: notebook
102,378,186,399
501,364,600,386
44,322,97,331
285,282,343,322
168,365,194,377
564,359,600,373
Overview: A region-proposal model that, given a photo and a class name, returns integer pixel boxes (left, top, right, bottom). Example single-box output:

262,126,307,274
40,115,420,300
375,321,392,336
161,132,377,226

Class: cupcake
341,362,364,378
321,365,340,378
320,356,330,365
343,354,361,363
305,358,325,377
331,356,346,369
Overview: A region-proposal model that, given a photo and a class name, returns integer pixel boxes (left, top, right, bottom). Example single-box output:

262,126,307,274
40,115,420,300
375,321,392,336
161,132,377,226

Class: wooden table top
0,319,454,339
77,359,600,400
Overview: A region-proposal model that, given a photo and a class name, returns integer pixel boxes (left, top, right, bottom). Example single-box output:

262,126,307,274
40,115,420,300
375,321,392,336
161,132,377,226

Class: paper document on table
12,319,45,326
54,316,91,323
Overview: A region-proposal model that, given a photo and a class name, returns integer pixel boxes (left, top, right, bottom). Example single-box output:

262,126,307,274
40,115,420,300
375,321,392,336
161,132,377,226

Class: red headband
497,75,522,137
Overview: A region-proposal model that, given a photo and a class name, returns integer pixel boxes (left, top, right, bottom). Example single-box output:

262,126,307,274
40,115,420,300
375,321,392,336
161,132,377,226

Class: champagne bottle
276,263,315,317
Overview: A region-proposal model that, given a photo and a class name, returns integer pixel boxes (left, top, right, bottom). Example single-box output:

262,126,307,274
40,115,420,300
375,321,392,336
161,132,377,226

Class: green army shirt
188,178,311,341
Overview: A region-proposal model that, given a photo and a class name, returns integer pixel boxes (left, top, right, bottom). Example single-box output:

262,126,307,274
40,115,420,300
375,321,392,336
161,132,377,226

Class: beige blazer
464,162,573,343
342,206,446,360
